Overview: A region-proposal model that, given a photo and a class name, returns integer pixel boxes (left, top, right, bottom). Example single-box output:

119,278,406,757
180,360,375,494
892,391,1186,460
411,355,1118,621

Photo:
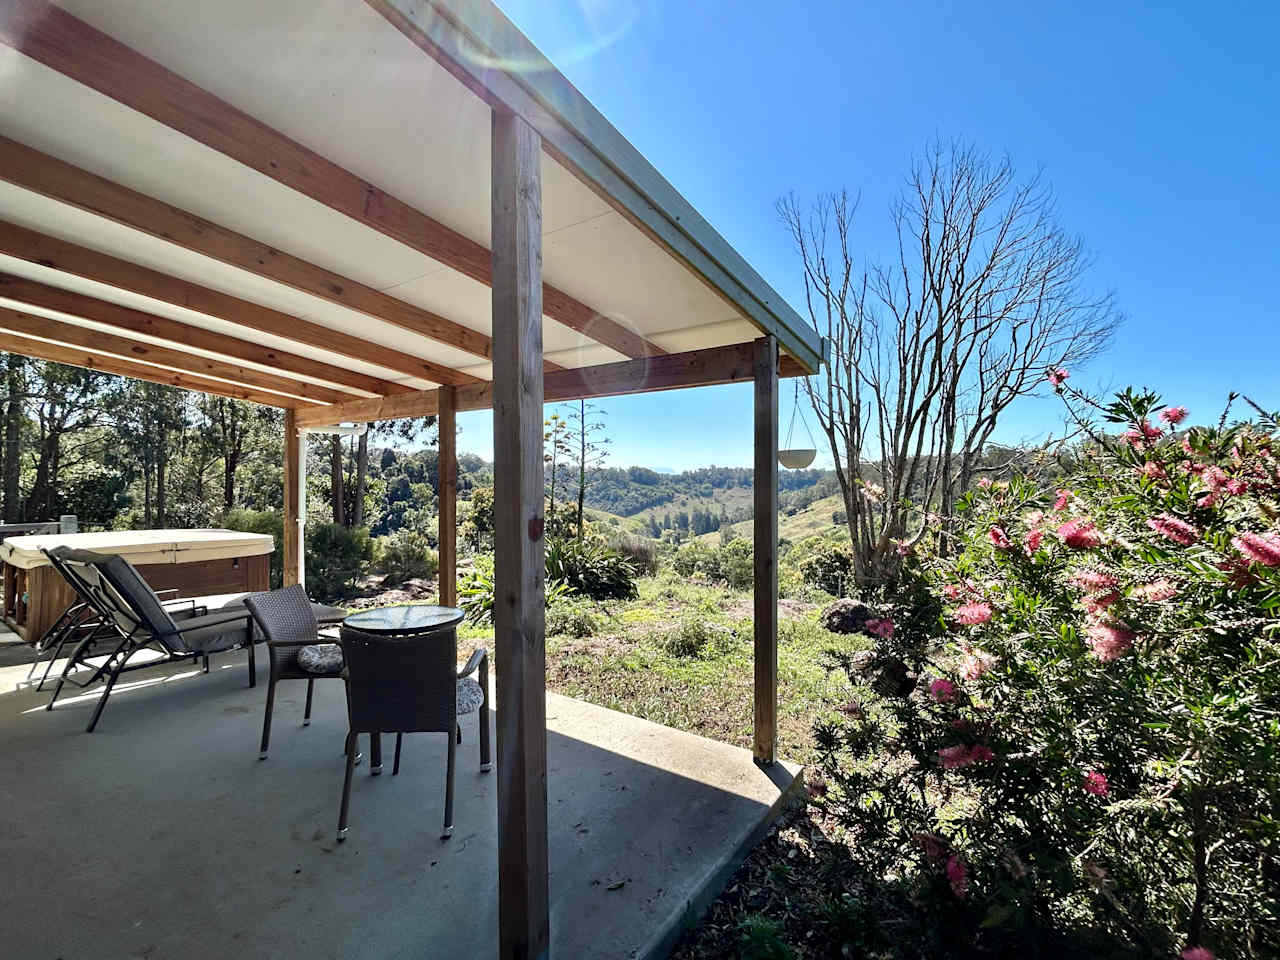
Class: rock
820,598,876,635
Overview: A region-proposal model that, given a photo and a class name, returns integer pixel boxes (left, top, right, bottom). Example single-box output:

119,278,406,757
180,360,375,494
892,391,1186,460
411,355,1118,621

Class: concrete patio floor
0,643,802,959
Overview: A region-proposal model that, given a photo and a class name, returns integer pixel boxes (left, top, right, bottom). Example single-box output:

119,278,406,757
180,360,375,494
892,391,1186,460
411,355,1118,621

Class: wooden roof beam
294,341,809,428
0,221,420,397
0,307,347,405
0,136,481,387
0,326,296,408
0,2,664,362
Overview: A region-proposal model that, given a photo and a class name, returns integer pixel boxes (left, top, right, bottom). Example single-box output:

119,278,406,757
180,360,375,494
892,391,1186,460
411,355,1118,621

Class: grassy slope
698,492,848,545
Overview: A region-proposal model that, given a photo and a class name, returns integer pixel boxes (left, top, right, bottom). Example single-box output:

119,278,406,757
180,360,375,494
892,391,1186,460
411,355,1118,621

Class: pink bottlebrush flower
1182,435,1196,456
1181,950,1215,960
946,855,970,898
1024,528,1044,554
1159,406,1189,425
969,744,995,764
977,476,993,489
1148,513,1199,547
1082,770,1109,796
1203,465,1228,492
942,582,965,602
954,602,993,627
1139,419,1163,438
1216,557,1257,589
1082,591,1121,614
1138,461,1167,481
1047,368,1069,387
1057,518,1102,549
1233,531,1280,567
929,678,957,703
988,526,1014,550
960,648,997,679
1225,478,1249,496
1132,579,1178,602
896,539,913,557
1086,621,1135,662
938,745,971,769
1025,509,1045,527
1121,420,1162,447
866,617,895,638
1071,569,1119,593
914,833,948,862
1196,490,1220,510
1053,489,1072,511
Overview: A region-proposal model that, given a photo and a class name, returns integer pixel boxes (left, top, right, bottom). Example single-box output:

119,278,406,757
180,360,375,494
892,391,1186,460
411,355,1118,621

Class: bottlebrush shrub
813,389,1279,959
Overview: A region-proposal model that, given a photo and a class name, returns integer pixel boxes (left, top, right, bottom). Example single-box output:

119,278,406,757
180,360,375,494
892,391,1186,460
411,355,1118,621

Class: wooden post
753,336,779,766
438,385,457,607
491,109,550,960
282,409,301,588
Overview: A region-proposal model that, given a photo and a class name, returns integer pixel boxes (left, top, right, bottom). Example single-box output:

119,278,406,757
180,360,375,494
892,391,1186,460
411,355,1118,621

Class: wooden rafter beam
293,341,809,428
0,327,295,408
0,1,665,362
0,221,415,397
0,307,346,405
0,137,482,388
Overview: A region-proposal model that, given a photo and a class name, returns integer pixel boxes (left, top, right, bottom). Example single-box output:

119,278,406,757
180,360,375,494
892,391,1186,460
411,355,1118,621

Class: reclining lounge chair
45,548,255,732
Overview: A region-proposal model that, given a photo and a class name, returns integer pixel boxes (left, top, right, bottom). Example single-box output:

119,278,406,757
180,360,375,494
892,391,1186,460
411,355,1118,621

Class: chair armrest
155,588,180,599
459,647,488,678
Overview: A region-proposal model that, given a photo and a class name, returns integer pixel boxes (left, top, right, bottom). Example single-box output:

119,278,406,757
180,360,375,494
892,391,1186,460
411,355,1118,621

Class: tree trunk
576,400,586,539
3,355,22,522
156,445,167,527
329,435,345,527
352,430,368,527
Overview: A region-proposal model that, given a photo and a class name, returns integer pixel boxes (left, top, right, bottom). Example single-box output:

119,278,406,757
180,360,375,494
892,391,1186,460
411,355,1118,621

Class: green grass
702,493,847,545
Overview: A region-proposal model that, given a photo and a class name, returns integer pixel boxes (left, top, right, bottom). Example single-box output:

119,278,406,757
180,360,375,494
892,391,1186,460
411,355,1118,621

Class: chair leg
202,654,210,674
304,678,315,726
46,631,107,711
393,733,403,775
480,706,491,773
370,732,383,775
35,636,70,691
442,724,457,839
246,641,256,688
456,722,462,744
337,729,357,843
259,670,277,759
85,655,128,733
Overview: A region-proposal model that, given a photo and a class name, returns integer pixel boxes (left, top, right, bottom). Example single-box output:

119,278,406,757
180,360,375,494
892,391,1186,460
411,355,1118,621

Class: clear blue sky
456,0,1280,470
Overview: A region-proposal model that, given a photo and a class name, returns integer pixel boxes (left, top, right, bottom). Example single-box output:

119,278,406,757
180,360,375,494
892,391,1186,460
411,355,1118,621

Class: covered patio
0,0,823,955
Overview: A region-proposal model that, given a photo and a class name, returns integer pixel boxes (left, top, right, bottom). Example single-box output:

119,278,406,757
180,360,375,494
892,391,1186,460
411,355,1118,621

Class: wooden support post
753,336,779,766
491,110,550,960
438,385,457,607
282,410,301,588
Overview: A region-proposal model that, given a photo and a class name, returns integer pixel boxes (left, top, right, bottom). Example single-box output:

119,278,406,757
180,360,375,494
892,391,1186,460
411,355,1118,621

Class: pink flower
946,855,970,898
942,582,965,602
1160,406,1189,426
1047,368,1069,387
1082,591,1121,614
1148,513,1199,547
1083,770,1109,796
938,745,971,769
1181,950,1215,960
1085,621,1135,662
1203,465,1228,492
954,602,993,626
1138,461,1167,481
1071,569,1119,593
988,526,1013,550
1132,579,1178,602
1225,478,1249,496
866,617,895,638
914,832,948,862
1121,420,1162,447
929,678,957,703
960,648,997,679
977,476,993,489
1053,489,1072,511
1057,518,1102,549
1025,509,1045,527
1024,528,1044,554
969,744,995,764
1233,531,1280,567
1216,557,1257,589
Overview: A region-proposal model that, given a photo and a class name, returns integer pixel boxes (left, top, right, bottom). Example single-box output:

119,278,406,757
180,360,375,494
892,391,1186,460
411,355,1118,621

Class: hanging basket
778,448,816,469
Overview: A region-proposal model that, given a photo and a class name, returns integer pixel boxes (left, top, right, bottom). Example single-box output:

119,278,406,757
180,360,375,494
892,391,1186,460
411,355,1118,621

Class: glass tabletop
342,604,464,636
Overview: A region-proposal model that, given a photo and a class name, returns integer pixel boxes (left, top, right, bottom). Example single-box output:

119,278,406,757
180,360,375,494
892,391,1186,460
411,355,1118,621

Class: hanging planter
778,379,817,470
778,448,817,469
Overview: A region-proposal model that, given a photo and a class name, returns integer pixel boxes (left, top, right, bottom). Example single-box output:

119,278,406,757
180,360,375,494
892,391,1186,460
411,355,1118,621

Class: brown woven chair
244,585,347,760
336,623,489,842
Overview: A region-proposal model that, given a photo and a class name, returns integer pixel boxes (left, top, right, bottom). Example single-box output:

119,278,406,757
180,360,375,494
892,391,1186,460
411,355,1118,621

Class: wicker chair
243,585,349,760
336,623,489,842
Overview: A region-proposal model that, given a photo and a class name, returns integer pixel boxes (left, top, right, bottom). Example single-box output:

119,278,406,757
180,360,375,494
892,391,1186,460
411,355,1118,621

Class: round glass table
341,604,464,637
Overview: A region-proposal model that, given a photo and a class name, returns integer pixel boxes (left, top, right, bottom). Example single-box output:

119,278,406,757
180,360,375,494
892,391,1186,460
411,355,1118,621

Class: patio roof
0,0,820,420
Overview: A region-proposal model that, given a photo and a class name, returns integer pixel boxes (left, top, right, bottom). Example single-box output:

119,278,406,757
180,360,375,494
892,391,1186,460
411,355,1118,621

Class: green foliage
672,538,754,589
813,388,1280,957
459,554,572,625
546,596,602,638
790,535,853,596
605,529,659,576
545,535,639,601
375,527,439,585
736,915,795,960
461,484,495,550
658,613,737,658
305,523,371,600
223,508,284,588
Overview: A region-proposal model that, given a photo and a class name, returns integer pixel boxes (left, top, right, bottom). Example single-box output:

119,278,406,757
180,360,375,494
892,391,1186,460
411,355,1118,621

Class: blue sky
456,0,1280,470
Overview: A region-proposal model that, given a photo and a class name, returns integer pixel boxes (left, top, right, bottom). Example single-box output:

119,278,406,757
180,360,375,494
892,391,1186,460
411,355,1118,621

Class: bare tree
779,140,1119,587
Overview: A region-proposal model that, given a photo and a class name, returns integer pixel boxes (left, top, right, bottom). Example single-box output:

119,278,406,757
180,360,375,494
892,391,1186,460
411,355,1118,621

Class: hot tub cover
0,528,274,570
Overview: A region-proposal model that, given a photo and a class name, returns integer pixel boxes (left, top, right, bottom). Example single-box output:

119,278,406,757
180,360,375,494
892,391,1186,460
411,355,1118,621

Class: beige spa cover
0,528,274,570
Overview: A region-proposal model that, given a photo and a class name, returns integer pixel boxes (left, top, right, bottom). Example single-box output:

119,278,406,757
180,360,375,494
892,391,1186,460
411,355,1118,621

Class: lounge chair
44,548,255,732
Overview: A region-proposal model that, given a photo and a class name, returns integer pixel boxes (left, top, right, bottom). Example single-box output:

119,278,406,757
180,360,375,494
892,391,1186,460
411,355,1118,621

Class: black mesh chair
45,549,254,732
243,585,348,759
336,623,489,842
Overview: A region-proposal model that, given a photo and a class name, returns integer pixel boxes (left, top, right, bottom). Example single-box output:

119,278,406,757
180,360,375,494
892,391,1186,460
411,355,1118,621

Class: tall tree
3,354,24,522
780,140,1119,586
566,400,609,539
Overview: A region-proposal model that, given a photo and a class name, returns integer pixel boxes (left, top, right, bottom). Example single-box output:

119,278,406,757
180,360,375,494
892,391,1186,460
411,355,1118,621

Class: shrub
305,523,371,600
813,388,1280,957
607,530,659,576
658,613,735,658
671,538,753,589
223,508,284,588
673,540,721,579
376,527,438,585
792,536,853,596
459,554,572,625
546,596,602,638
545,535,638,601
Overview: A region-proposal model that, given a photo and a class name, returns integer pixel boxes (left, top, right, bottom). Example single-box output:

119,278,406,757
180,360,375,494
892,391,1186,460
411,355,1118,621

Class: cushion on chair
297,643,345,675
456,676,484,715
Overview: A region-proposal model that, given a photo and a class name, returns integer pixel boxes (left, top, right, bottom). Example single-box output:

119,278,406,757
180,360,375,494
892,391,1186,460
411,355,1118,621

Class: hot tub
1,528,274,643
